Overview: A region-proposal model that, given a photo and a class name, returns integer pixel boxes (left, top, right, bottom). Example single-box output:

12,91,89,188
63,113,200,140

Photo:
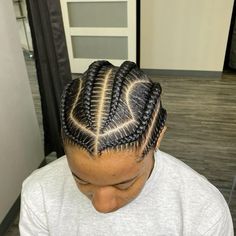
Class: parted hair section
60,60,167,161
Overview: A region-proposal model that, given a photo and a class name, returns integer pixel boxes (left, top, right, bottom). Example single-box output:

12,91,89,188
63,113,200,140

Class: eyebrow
71,172,138,186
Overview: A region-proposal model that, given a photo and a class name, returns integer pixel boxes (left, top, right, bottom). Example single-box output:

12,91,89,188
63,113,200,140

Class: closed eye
77,181,88,185
115,179,136,190
72,174,88,185
73,178,89,185
74,178,133,189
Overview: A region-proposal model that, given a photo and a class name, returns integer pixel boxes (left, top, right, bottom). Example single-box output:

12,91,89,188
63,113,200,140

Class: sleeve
196,196,234,236
19,176,49,236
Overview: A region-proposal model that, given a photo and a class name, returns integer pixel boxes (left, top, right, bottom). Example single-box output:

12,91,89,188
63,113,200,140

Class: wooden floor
4,60,236,234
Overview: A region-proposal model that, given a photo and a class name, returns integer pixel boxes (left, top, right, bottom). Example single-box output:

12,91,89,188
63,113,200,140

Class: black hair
60,60,167,161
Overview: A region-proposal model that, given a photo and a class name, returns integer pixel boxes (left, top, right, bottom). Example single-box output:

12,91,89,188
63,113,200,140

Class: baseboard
141,69,222,78
0,158,46,235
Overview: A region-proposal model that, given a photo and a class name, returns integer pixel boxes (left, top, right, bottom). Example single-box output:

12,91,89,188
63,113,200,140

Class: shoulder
157,150,223,199
157,150,217,191
157,150,206,177
157,150,233,233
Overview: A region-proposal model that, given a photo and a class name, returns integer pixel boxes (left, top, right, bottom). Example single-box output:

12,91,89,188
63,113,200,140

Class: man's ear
155,126,167,150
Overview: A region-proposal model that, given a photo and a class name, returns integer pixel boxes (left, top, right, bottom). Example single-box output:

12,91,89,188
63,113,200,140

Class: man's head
60,60,167,213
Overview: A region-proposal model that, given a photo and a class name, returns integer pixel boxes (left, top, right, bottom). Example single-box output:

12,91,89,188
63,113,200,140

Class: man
19,61,234,235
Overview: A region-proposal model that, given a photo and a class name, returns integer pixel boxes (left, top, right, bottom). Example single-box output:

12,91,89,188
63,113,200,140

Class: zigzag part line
99,80,150,137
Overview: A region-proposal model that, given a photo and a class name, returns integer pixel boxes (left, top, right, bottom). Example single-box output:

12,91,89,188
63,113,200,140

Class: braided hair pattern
61,60,167,159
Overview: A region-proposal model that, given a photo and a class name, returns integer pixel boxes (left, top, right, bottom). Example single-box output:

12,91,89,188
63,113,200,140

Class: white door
60,0,136,73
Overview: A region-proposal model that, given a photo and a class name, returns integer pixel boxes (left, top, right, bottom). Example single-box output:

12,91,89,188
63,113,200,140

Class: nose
91,186,118,213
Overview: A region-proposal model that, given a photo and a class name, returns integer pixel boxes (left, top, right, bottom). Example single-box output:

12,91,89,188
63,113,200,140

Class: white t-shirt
19,150,234,236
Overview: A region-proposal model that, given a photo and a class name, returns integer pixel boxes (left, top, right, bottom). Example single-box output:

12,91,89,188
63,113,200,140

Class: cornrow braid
100,61,137,132
82,60,112,132
140,105,167,160
60,79,77,137
61,79,90,152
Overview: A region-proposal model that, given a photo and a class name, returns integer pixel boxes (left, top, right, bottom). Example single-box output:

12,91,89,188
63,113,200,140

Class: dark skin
65,126,167,214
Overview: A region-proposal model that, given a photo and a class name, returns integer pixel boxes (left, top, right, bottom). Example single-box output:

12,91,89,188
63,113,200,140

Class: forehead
65,146,144,182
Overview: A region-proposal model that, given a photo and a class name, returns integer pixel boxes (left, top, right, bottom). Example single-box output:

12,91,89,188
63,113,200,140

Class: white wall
0,0,44,223
141,0,234,71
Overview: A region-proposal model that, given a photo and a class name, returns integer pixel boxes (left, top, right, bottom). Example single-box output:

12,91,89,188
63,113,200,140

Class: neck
147,153,155,180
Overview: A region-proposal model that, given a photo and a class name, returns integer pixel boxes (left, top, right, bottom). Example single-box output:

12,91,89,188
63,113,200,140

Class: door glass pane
71,36,128,59
68,2,127,27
